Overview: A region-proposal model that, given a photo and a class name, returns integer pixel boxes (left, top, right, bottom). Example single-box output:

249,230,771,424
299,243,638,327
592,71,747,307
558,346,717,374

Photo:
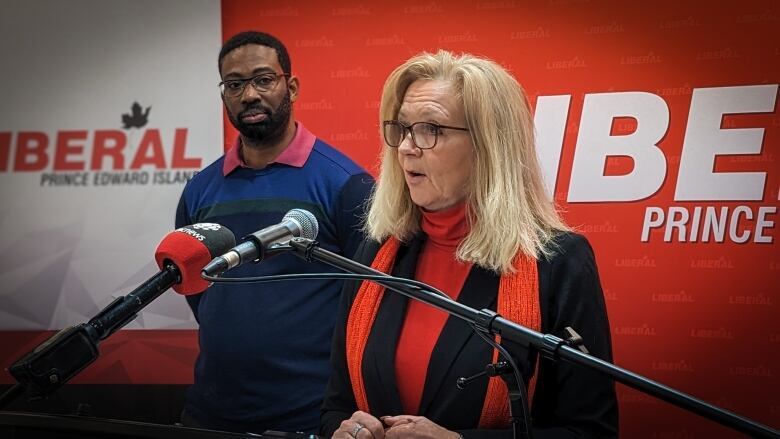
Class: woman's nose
397,129,421,156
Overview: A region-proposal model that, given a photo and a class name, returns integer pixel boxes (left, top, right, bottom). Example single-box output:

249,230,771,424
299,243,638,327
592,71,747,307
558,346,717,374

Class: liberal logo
122,102,152,129
0,100,202,188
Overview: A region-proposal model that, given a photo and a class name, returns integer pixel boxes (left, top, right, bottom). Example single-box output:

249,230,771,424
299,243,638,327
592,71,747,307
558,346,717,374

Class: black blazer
320,232,618,438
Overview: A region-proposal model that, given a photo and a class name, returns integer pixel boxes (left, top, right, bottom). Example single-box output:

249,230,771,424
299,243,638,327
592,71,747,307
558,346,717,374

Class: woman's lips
405,170,426,184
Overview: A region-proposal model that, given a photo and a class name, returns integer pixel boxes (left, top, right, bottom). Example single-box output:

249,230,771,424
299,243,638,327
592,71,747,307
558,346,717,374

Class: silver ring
350,422,365,438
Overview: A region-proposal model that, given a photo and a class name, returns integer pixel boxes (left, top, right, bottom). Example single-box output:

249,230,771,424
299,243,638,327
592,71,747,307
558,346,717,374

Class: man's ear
288,76,300,103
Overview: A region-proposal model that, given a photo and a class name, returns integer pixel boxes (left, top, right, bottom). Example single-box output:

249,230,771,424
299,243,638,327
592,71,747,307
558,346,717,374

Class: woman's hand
382,415,461,439
332,411,385,439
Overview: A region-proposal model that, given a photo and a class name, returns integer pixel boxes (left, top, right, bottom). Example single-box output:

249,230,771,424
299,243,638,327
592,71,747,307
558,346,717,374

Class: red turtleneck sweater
394,203,473,415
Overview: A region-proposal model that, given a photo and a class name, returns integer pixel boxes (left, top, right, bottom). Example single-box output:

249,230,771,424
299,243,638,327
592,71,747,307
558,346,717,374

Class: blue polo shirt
176,122,373,434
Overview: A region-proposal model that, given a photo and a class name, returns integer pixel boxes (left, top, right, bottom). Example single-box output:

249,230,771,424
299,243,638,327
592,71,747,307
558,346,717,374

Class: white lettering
569,92,669,202
756,207,777,243
702,206,727,242
641,205,776,243
534,95,571,198
729,206,752,243
676,85,778,200
664,207,689,242
641,207,665,242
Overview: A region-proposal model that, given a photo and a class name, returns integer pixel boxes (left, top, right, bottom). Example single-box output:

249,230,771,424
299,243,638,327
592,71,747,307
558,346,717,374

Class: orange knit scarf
345,237,541,428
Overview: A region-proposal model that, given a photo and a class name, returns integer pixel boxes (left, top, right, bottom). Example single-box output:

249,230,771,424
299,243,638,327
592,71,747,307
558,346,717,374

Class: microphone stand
0,264,180,409
285,238,780,439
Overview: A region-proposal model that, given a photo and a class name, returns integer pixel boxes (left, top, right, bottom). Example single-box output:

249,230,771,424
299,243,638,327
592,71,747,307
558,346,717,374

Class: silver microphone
201,209,318,277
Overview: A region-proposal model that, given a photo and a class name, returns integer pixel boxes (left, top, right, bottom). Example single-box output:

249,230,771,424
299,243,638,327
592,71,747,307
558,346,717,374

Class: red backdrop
220,1,779,437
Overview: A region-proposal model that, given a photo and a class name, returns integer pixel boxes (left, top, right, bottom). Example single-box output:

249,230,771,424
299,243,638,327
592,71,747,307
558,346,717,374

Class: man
175,31,373,434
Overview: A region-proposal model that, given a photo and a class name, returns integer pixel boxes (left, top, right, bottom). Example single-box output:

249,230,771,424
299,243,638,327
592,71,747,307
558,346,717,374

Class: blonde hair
366,50,568,273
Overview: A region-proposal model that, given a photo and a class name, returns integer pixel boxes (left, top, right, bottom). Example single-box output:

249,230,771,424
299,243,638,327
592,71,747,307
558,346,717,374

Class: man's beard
228,90,292,146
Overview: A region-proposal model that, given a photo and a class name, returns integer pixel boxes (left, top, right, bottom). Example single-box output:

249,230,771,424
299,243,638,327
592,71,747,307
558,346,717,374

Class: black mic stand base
0,383,26,410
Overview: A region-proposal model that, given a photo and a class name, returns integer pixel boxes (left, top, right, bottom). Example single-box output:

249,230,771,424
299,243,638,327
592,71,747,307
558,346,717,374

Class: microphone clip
456,361,513,390
562,326,589,354
259,241,295,261
288,237,320,263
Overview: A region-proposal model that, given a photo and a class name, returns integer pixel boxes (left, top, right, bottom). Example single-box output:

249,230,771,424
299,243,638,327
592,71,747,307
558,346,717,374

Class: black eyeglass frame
218,72,290,97
382,120,470,150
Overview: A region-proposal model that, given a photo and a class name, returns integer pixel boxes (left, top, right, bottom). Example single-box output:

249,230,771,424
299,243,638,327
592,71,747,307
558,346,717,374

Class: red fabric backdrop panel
221,1,779,438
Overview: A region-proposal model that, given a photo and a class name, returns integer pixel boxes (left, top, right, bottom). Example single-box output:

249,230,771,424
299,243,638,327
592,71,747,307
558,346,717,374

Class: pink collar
222,122,315,175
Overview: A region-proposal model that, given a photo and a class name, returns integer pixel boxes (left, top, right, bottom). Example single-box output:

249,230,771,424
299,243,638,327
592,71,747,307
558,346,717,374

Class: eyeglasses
218,72,290,97
383,120,469,150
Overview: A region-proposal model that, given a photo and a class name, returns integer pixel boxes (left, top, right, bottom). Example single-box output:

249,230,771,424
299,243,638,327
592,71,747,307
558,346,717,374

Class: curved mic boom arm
285,237,779,439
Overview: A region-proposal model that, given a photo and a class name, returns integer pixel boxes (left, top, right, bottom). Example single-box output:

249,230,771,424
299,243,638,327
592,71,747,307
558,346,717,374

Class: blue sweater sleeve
175,191,191,229
334,172,374,258
175,191,202,321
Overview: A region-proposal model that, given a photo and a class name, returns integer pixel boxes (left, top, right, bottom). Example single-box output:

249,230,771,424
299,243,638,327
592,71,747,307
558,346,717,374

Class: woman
321,50,618,439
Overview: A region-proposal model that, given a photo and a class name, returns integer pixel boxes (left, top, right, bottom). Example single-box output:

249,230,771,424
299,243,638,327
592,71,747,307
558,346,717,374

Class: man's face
220,44,298,145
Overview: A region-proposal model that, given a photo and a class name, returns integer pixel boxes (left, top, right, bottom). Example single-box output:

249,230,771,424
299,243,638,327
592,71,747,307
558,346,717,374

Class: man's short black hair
218,31,291,76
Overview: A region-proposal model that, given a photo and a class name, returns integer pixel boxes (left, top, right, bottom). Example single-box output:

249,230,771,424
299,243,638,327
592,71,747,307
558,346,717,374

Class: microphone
88,222,236,338
201,208,318,277
154,222,236,295
7,223,235,399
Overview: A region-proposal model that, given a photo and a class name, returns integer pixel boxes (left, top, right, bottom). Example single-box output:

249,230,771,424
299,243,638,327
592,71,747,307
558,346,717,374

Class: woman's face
396,80,474,212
